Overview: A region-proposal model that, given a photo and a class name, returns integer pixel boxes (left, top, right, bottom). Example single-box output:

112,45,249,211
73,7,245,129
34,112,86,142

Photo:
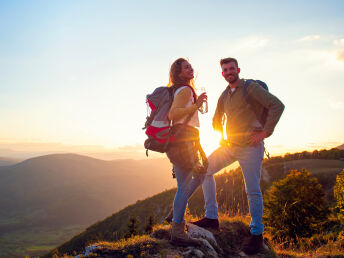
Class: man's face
221,62,240,84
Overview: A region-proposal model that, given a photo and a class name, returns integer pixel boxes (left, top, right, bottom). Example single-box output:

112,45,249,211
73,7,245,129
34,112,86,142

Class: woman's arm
168,88,197,122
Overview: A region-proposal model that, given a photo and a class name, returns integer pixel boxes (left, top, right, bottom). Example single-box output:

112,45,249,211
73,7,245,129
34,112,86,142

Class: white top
173,86,200,127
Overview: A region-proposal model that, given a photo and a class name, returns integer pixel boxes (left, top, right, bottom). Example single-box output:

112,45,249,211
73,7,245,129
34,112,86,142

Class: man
192,57,284,255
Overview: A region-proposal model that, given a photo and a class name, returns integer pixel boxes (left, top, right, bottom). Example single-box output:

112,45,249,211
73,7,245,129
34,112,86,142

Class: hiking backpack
218,79,269,127
143,85,197,156
143,86,175,155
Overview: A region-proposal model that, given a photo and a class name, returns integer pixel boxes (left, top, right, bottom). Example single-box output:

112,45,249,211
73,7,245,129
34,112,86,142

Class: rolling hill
0,153,175,257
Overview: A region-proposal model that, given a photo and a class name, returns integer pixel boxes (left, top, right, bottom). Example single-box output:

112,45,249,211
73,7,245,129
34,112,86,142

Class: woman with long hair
166,58,208,246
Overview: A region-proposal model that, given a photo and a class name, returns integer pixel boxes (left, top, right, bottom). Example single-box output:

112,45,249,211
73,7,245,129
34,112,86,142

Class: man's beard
228,74,239,84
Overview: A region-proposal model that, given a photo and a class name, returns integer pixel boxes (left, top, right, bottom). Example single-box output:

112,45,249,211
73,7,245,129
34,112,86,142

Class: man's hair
220,57,238,68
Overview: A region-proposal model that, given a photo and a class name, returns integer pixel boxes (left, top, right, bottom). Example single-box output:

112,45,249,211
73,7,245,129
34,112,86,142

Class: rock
198,238,219,258
187,223,218,248
186,223,221,258
183,247,205,258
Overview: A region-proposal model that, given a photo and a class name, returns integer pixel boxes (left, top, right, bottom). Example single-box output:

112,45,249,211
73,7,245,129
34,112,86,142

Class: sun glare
199,128,222,156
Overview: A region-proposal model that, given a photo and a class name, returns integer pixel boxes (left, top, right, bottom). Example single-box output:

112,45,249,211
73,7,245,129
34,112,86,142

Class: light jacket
213,79,285,146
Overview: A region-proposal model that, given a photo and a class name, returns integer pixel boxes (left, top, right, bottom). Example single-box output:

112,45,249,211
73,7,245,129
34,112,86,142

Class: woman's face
178,61,194,82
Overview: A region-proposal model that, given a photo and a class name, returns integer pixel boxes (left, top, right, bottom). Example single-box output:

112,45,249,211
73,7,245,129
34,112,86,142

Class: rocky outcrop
74,220,275,258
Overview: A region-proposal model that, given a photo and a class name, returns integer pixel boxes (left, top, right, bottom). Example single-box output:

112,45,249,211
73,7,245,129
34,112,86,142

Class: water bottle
199,87,208,114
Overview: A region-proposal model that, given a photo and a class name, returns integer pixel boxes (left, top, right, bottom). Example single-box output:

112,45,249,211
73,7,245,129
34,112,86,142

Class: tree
144,216,154,234
334,169,344,223
264,169,328,242
125,216,139,238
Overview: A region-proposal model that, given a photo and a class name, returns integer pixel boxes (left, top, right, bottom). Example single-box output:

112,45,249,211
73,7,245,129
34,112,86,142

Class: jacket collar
226,78,244,91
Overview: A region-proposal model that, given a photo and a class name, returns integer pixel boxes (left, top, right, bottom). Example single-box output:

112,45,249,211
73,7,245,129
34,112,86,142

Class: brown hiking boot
170,221,201,247
164,208,173,224
190,217,219,230
242,234,264,255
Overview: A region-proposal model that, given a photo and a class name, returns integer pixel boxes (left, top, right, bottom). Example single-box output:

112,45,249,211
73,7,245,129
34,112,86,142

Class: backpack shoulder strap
218,86,231,114
243,79,264,125
242,79,252,104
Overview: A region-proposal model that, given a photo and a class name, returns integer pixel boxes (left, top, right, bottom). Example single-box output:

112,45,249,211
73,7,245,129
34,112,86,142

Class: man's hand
249,130,269,147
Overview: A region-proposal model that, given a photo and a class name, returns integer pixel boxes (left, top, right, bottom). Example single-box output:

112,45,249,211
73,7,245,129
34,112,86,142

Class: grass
0,224,86,257
44,213,344,257
264,226,344,257
86,235,162,257
284,159,344,175
56,214,277,258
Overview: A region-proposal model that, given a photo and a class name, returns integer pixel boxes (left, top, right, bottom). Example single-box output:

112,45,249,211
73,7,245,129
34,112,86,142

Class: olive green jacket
213,79,285,146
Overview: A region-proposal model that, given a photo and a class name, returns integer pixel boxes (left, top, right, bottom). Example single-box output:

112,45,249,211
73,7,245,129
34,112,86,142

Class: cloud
334,38,344,47
299,35,320,41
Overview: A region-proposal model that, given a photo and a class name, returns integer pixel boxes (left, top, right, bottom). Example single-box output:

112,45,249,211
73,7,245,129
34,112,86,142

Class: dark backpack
143,85,197,156
218,79,269,127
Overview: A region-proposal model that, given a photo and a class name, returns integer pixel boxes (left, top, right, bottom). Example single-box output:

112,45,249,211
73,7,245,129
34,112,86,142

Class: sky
1,0,344,159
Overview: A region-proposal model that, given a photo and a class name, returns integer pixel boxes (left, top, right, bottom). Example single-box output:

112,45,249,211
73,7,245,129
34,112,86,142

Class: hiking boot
242,234,264,255
190,217,219,230
164,208,173,224
170,221,201,247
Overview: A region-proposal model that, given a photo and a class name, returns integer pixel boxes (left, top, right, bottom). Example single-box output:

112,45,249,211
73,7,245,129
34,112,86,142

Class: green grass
0,224,86,257
284,159,344,175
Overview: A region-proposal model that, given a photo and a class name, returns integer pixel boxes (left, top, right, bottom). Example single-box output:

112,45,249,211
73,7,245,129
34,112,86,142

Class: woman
166,58,208,246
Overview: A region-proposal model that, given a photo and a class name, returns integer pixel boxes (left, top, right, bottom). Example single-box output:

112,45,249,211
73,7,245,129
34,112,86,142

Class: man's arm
248,82,285,136
212,93,226,132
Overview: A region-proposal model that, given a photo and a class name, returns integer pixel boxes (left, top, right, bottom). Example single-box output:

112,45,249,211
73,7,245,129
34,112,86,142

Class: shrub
264,169,328,242
334,170,344,223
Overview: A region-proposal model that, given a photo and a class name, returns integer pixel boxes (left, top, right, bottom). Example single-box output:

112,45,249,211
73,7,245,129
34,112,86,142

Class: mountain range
0,154,175,257
0,145,343,257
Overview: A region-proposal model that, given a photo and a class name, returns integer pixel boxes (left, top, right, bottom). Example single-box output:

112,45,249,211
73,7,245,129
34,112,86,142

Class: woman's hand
196,92,208,108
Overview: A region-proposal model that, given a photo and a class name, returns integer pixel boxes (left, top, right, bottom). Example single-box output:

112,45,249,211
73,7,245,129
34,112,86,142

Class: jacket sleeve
248,82,285,135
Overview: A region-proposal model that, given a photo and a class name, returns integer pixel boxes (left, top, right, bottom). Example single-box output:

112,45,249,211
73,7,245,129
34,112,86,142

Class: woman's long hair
167,58,195,89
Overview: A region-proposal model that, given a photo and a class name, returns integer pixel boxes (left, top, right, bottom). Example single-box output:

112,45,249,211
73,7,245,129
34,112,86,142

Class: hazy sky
1,0,344,157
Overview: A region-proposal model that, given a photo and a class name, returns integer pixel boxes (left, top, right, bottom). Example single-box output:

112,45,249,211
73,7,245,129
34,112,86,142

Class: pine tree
144,216,154,234
125,216,139,238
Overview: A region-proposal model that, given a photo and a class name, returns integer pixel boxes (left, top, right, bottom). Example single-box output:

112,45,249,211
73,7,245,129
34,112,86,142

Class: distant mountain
0,153,174,257
0,153,175,226
337,144,344,150
0,157,21,166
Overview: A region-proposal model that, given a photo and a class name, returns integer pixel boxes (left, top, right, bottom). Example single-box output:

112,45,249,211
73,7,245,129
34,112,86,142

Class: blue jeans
172,164,205,223
203,142,264,235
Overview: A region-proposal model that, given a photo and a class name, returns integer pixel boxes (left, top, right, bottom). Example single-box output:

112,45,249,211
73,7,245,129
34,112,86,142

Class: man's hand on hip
249,130,269,147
